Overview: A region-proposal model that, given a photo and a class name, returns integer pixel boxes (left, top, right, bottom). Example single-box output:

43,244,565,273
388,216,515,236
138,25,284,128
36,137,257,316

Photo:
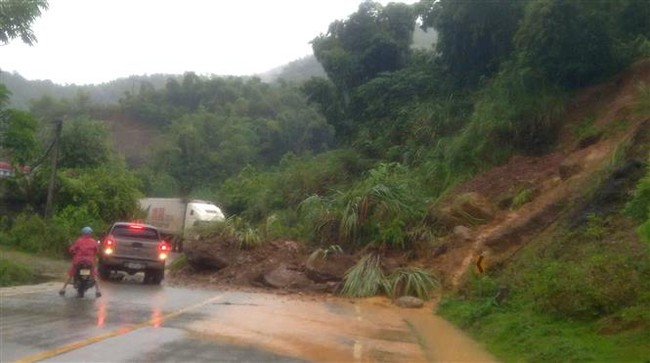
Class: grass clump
384,267,440,300
0,258,35,287
190,216,263,249
511,188,534,209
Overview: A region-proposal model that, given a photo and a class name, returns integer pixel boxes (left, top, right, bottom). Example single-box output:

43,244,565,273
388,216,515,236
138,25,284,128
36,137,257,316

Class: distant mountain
0,71,175,110
258,55,326,83
2,26,437,109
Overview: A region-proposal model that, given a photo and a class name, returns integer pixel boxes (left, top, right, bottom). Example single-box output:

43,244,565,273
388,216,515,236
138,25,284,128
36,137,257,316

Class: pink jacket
70,235,98,265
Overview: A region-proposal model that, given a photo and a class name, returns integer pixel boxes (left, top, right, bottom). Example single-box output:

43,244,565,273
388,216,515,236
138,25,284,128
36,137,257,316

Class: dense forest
2,0,650,361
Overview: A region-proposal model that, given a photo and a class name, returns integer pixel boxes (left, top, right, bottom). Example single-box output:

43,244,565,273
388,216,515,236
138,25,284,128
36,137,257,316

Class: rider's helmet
81,226,93,235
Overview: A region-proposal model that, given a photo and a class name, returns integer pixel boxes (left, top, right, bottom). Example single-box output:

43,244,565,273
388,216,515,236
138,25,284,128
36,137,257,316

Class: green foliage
528,255,643,320
625,159,650,242
190,216,263,249
0,109,40,164
59,117,112,169
56,164,142,222
514,0,617,88
51,205,103,243
144,79,334,193
384,267,439,300
572,114,602,146
0,257,34,287
439,297,650,362
420,0,523,86
341,253,385,298
638,219,650,244
451,64,566,171
306,244,343,266
511,188,533,209
0,213,63,255
0,0,48,45
0,206,104,257
635,82,650,116
300,162,426,248
312,1,415,97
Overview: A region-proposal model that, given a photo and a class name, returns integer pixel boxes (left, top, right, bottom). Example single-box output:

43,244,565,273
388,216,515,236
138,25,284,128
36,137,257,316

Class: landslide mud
186,293,497,362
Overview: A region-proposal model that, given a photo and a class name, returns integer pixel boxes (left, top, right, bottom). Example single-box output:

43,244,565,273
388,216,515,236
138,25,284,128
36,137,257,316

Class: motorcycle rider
59,226,102,298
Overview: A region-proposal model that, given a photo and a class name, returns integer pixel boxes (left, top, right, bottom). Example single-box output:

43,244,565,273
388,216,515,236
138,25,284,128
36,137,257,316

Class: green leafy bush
0,208,103,257
0,213,52,254
0,258,34,287
56,164,142,222
190,216,262,249
529,253,644,320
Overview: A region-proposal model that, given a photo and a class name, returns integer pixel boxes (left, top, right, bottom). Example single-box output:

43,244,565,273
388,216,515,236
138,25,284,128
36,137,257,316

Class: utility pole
45,119,62,220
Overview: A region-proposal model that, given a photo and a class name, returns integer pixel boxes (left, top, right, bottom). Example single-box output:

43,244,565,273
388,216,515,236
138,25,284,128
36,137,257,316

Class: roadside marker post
476,254,485,298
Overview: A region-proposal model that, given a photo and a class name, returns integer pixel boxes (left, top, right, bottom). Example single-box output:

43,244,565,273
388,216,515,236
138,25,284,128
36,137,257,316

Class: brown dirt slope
432,59,650,287
171,59,650,296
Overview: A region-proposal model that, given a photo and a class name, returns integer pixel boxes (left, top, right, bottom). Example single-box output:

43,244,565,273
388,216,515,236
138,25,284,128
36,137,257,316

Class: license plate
80,269,91,276
125,263,144,269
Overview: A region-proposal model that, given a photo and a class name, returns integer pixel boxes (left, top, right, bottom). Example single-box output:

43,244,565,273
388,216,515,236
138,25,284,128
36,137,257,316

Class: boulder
262,263,311,289
183,237,238,271
395,296,424,309
305,253,356,283
452,225,473,242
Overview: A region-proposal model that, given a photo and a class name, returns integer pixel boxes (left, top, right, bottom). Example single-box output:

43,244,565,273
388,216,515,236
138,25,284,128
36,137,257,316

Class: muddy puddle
187,293,498,362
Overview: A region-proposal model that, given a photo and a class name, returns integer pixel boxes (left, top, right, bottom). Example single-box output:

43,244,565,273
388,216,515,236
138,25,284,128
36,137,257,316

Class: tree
0,109,39,164
58,117,112,169
312,1,416,98
0,0,48,45
514,0,616,88
418,0,523,87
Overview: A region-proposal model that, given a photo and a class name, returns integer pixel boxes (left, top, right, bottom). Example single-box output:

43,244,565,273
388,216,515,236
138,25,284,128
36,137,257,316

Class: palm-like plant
384,267,440,300
341,253,385,297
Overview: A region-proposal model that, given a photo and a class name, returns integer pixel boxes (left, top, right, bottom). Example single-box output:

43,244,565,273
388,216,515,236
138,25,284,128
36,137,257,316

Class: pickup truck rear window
112,225,159,240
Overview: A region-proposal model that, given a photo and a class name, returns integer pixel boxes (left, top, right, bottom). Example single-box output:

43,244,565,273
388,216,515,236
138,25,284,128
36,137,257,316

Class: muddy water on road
187,294,497,363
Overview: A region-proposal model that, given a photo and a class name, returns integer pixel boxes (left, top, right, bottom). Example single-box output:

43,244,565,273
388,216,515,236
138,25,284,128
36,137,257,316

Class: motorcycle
73,260,96,298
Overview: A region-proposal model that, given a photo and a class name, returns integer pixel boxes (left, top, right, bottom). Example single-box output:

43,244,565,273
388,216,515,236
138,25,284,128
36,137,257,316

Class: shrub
300,162,427,248
529,253,643,320
190,216,262,249
0,213,51,254
0,210,101,257
384,267,440,300
341,254,385,298
0,258,34,287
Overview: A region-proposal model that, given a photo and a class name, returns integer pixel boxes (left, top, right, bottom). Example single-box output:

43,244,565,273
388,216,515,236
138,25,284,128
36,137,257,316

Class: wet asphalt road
1,277,306,363
1,275,498,363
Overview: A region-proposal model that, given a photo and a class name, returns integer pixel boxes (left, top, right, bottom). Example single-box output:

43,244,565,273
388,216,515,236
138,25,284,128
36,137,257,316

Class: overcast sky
1,0,417,86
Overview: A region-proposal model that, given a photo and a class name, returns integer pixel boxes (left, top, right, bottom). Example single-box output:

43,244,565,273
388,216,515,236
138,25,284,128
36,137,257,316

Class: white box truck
138,198,225,251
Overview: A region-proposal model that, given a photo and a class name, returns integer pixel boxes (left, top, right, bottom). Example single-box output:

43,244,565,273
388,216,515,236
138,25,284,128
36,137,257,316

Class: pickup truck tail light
103,236,115,255
158,241,171,260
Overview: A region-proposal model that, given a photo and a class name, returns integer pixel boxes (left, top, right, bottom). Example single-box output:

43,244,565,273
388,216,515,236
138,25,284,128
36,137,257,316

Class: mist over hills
1,57,323,110
2,26,435,110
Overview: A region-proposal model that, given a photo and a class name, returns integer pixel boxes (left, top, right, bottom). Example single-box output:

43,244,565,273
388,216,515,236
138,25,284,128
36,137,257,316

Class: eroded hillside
173,60,650,296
